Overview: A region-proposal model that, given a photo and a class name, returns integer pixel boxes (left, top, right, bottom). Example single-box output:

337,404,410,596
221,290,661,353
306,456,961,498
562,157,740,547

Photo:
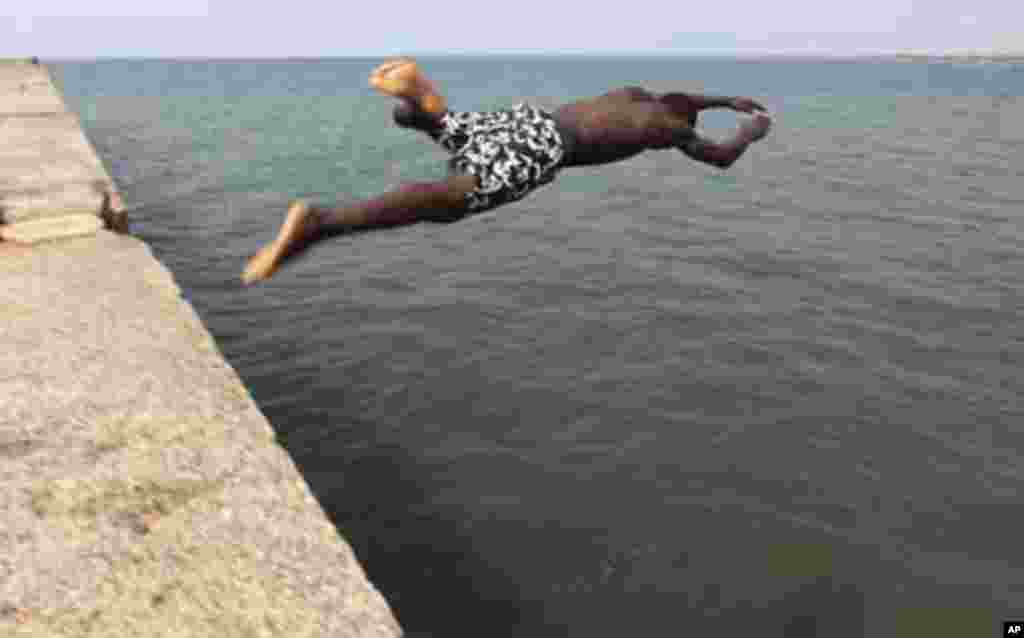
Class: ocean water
54,57,1023,637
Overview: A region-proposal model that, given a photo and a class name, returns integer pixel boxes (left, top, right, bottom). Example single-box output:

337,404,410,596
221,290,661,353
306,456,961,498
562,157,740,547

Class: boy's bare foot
242,200,321,285
368,58,446,114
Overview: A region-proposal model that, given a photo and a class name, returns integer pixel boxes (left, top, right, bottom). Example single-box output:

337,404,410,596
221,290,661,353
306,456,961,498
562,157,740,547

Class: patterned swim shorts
431,103,566,213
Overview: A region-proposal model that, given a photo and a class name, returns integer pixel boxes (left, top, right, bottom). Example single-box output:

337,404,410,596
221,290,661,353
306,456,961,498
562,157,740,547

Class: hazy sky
4,1,1022,58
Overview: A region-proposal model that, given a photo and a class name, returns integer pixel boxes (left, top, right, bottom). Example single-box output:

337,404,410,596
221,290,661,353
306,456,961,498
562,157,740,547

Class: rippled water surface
56,57,1023,637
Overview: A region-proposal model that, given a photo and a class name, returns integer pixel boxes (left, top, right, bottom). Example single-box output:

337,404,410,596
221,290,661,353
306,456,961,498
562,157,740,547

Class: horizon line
22,50,1024,62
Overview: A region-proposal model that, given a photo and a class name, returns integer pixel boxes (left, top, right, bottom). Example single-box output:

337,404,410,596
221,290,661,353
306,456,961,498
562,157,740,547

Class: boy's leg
242,173,478,284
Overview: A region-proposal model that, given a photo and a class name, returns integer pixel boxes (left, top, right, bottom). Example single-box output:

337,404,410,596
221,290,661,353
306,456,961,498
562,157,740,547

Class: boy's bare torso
551,87,698,167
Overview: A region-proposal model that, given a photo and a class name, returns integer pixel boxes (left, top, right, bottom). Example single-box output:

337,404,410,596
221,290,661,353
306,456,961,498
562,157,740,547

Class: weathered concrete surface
1,60,402,637
0,232,403,637
0,60,127,234
0,61,65,115
0,214,103,244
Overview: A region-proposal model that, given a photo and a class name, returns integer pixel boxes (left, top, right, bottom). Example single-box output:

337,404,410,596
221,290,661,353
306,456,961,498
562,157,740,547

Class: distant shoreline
888,53,1024,64
35,52,1024,64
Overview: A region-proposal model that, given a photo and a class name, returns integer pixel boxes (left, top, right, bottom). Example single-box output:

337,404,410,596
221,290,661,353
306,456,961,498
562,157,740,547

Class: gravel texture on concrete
0,60,127,233
1,58,402,637
1,233,402,637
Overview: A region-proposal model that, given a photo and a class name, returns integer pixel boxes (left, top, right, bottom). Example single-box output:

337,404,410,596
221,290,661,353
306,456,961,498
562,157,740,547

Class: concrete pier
1,59,402,637
0,58,126,240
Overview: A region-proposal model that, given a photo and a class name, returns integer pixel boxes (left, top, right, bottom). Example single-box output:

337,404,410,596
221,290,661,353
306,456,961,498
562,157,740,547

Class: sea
53,56,1023,637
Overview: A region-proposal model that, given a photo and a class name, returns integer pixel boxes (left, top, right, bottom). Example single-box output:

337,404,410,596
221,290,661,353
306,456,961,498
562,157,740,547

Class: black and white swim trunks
431,103,566,213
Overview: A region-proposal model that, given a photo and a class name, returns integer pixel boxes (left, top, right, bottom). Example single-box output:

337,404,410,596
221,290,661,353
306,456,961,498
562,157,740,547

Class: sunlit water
56,57,1024,637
